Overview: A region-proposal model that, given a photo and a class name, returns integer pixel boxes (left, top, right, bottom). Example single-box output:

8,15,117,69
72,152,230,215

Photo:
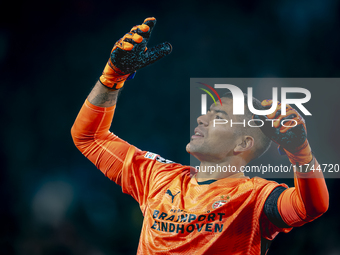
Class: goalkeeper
71,17,329,254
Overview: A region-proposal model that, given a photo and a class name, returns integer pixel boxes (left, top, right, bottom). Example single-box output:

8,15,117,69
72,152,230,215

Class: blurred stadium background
1,0,340,254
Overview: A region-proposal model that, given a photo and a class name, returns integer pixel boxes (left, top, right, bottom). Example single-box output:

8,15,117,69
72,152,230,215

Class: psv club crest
212,195,230,209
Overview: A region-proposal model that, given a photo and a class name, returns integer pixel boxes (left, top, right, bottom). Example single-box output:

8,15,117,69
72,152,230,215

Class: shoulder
250,176,287,189
247,177,289,201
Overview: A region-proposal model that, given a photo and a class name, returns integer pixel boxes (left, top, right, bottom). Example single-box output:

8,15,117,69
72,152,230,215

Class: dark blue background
1,0,340,254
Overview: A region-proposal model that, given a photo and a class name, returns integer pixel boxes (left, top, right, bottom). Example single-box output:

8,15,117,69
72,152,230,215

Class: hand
253,100,313,165
99,17,172,89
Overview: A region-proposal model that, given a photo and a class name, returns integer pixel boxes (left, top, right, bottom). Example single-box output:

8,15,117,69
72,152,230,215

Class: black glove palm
100,17,172,89
111,17,172,74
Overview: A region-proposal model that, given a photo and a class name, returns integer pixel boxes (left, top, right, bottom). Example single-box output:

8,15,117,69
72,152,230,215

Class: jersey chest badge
212,200,228,209
212,195,230,209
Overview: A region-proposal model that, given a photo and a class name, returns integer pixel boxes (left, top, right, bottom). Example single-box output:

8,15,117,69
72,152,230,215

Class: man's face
187,97,243,162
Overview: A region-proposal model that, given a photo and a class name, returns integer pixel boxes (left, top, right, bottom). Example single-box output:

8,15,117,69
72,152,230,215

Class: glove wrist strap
99,60,130,89
283,140,313,165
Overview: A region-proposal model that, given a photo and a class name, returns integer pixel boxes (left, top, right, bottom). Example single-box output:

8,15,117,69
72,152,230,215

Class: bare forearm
88,80,120,107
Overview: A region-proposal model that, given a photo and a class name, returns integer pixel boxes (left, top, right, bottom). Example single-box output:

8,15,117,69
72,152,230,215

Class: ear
234,136,254,154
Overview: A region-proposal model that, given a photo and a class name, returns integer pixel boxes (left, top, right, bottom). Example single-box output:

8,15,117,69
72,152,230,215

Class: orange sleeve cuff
85,98,116,111
284,140,313,165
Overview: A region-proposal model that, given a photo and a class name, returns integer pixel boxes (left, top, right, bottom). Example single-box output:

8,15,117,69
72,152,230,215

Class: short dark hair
222,92,272,161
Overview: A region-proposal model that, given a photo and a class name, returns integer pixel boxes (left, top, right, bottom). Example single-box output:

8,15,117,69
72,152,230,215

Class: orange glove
100,17,172,89
253,100,313,165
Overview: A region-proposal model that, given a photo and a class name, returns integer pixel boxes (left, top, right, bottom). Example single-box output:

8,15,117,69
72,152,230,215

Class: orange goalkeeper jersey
71,100,327,255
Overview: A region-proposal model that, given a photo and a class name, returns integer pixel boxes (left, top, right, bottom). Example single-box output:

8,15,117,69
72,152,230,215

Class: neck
195,157,247,182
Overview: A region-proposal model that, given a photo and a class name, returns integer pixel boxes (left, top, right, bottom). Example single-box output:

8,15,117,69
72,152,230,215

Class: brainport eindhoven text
195,164,294,175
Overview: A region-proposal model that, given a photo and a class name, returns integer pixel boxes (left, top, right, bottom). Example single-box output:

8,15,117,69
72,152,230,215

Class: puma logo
166,189,180,203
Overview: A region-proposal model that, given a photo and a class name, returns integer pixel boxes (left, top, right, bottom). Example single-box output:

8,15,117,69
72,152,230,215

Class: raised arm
255,101,329,228
71,17,172,185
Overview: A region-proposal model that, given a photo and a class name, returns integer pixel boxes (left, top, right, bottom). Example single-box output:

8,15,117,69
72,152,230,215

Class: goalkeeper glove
100,17,172,89
253,100,313,165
